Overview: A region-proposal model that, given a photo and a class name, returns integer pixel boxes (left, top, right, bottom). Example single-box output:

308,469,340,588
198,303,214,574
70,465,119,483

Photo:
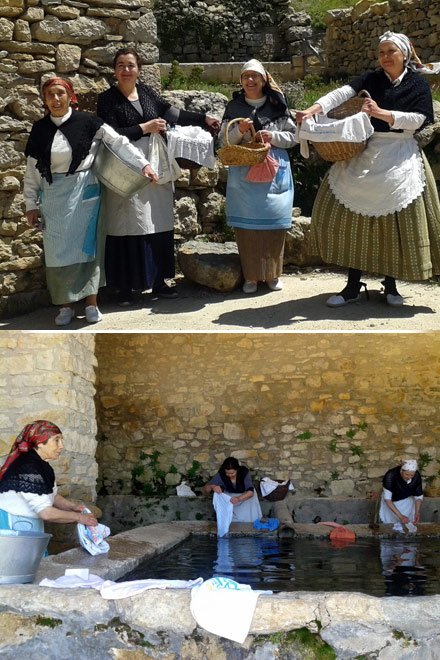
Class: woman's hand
413,512,420,524
399,515,410,524
205,115,220,133
26,210,40,228
78,511,99,526
256,130,273,144
361,98,394,125
230,496,240,505
238,118,254,134
212,485,222,494
142,164,159,182
141,118,167,134
295,104,323,124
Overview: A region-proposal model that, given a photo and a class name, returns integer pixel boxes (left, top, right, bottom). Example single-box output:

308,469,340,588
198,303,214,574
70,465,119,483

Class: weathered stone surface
173,190,200,237
13,19,31,42
56,44,82,73
18,60,55,75
119,11,157,43
32,17,110,45
321,621,395,658
0,141,23,169
0,18,14,41
196,189,224,233
46,5,81,20
20,7,44,22
284,216,322,267
178,239,242,292
162,89,227,123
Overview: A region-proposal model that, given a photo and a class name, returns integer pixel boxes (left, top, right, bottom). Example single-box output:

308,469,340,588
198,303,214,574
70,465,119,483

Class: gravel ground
1,269,439,332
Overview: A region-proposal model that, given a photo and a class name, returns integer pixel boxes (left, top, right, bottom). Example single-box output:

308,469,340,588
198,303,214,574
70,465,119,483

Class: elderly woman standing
379,460,424,532
0,421,97,533
220,59,295,294
97,48,219,305
297,32,440,307
23,77,153,326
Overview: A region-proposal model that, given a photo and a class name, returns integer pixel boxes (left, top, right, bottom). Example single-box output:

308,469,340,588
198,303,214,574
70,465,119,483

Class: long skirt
105,230,175,293
379,494,416,524
235,227,286,281
310,152,440,281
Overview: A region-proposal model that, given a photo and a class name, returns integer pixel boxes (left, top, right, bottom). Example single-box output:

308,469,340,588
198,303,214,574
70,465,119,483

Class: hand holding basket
217,118,270,166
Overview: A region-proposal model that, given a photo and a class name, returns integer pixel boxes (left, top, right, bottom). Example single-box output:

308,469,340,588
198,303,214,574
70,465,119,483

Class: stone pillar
0,332,98,501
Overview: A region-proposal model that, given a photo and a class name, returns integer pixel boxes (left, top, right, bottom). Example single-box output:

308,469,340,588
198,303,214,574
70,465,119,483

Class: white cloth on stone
190,576,266,643
167,125,216,169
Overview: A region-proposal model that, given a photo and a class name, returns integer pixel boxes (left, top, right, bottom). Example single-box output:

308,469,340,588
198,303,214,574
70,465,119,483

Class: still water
121,535,440,597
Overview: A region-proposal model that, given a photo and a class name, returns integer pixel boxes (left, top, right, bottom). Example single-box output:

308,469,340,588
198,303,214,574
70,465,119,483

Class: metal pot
92,141,150,199
0,529,52,584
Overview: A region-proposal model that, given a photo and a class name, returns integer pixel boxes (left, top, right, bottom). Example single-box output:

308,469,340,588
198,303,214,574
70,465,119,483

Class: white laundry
190,576,266,643
393,522,404,532
213,491,234,538
296,111,374,159
260,477,294,497
405,522,417,533
39,572,203,599
176,481,196,497
77,512,111,556
167,125,216,169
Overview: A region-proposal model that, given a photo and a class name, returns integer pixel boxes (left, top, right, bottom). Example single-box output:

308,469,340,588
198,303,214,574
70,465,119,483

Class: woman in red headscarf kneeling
23,77,156,326
0,421,98,533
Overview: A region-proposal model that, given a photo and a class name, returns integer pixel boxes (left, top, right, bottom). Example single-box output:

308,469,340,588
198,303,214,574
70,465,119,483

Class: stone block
56,44,82,73
173,191,200,237
0,18,14,41
177,239,242,292
13,19,31,42
119,11,157,43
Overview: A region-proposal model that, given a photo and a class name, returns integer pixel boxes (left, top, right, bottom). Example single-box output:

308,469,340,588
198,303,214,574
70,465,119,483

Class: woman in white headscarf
379,459,424,531
297,32,440,308
219,59,296,294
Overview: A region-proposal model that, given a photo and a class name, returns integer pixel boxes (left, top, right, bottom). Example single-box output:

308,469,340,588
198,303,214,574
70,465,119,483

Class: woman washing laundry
203,457,262,534
379,459,423,532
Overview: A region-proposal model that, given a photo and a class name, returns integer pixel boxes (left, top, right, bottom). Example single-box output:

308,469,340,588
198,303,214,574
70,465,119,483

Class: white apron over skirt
379,492,416,524
40,169,101,267
328,131,425,217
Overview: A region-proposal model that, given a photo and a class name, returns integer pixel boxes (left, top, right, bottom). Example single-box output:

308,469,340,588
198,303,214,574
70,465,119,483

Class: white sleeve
383,487,393,501
97,122,149,170
23,156,42,212
315,85,356,115
270,115,296,149
391,111,425,131
414,494,424,500
21,484,57,515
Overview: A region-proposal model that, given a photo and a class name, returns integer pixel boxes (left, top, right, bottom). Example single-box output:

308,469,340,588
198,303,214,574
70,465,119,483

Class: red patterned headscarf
0,420,62,481
42,77,79,111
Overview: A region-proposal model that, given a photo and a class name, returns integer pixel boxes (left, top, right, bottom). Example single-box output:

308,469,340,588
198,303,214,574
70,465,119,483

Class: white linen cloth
167,125,216,169
260,477,294,497
327,130,426,217
190,577,263,643
213,492,233,538
77,511,111,556
296,111,374,159
39,572,203,599
176,481,196,497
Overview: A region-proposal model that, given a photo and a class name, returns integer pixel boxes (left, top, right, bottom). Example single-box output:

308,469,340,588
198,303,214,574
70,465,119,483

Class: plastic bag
176,481,196,497
245,150,279,183
148,133,182,184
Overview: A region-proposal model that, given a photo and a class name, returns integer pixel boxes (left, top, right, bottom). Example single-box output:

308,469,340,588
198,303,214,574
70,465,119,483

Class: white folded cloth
39,572,203,599
77,509,110,556
190,576,267,643
296,112,374,158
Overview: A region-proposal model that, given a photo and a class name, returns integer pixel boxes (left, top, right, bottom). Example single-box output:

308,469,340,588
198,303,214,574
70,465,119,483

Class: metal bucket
92,141,150,198
0,529,52,584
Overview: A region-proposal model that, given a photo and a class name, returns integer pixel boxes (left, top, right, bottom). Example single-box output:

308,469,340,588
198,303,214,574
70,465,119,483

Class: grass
291,0,384,27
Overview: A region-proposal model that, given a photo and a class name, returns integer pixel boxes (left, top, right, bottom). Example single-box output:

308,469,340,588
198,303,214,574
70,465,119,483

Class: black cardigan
96,83,206,139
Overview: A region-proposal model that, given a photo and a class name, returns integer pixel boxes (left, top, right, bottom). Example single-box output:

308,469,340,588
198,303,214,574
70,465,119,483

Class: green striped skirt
309,152,440,281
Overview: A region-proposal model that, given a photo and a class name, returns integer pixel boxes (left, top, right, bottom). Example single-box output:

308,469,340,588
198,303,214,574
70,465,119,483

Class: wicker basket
263,480,292,502
217,118,270,166
313,89,371,163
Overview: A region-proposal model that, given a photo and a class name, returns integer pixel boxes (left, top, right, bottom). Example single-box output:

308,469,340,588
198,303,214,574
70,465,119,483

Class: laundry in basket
297,112,374,160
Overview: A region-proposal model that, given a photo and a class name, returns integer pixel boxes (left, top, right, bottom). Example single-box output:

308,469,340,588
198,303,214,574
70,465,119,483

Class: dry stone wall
325,0,440,76
95,332,440,500
0,331,98,501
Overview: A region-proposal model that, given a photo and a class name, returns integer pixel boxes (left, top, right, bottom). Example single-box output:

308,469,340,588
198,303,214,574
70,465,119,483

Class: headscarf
41,77,79,111
379,31,440,75
240,58,285,96
0,420,62,481
401,459,418,472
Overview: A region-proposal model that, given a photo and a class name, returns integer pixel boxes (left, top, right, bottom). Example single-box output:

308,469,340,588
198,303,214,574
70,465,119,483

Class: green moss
36,616,62,628
95,617,153,647
254,628,336,659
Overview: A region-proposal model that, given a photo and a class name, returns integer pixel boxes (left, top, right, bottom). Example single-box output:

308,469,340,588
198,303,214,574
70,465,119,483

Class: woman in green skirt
297,31,440,308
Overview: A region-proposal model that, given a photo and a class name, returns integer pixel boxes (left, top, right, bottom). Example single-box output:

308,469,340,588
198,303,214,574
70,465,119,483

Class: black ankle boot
381,278,404,306
326,281,369,307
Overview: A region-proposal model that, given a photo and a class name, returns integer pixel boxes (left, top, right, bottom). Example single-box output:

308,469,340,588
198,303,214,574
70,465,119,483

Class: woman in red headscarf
0,421,98,533
23,77,156,326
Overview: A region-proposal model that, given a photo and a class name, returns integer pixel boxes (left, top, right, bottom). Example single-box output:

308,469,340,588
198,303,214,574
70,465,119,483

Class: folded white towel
190,576,264,643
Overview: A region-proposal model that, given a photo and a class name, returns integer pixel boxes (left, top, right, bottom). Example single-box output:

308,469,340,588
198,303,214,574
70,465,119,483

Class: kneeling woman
203,457,262,530
379,459,423,531
0,421,98,533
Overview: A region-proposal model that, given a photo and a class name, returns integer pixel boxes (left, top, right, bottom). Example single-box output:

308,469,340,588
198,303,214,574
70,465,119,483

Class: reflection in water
380,539,427,596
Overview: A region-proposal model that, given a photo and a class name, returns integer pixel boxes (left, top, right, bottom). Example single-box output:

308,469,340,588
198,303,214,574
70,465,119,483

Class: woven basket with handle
263,480,292,502
313,89,371,162
217,117,270,166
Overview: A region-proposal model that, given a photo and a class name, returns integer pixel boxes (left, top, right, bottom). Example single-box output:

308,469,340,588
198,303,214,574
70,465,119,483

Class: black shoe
381,280,404,306
326,282,368,307
152,284,179,299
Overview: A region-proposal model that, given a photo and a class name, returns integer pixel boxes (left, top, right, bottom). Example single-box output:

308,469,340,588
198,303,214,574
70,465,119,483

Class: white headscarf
379,31,440,75
241,59,267,81
401,459,418,472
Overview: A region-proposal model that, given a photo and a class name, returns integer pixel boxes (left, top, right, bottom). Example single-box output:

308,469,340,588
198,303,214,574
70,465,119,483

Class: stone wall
0,331,98,501
95,332,440,499
325,0,440,76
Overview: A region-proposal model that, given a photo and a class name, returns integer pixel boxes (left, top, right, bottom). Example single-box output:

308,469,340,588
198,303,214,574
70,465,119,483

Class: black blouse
0,450,55,496
96,83,206,140
382,465,423,502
